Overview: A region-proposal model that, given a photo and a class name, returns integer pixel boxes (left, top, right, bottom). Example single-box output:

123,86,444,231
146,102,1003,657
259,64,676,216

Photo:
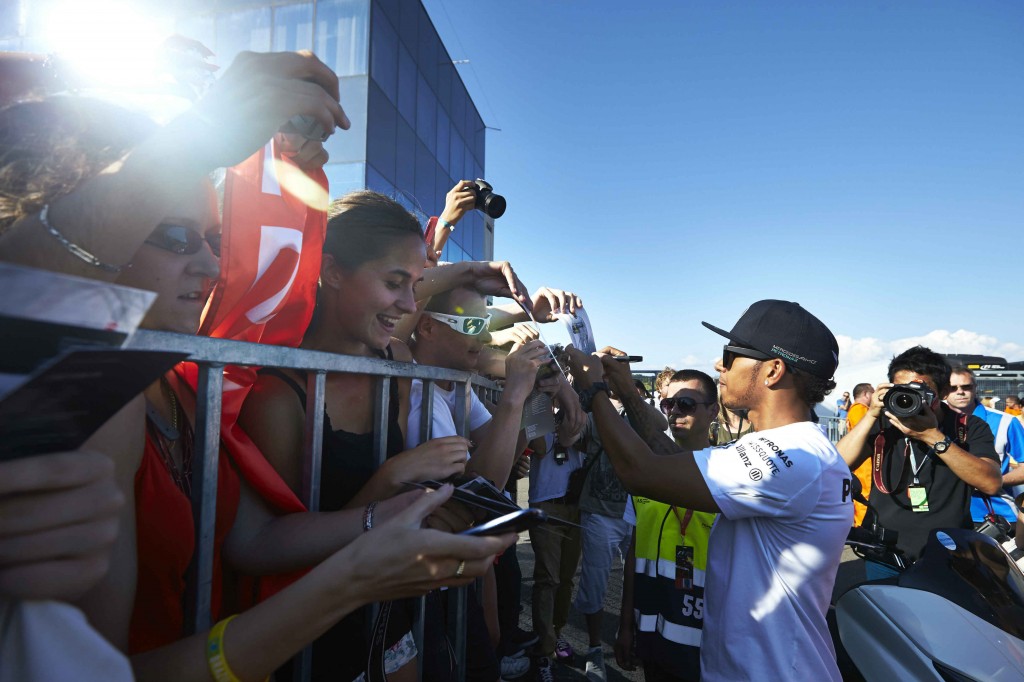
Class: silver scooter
835,522,1024,681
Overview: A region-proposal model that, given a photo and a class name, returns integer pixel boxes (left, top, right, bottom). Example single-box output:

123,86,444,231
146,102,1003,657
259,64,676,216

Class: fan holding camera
837,346,1001,580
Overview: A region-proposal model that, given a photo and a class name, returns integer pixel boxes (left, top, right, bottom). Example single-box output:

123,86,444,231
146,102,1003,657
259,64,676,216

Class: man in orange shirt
1005,396,1022,417
846,383,874,526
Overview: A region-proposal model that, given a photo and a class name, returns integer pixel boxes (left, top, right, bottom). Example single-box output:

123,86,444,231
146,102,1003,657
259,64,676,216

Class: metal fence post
449,380,474,682
414,379,435,681
189,362,224,635
294,369,327,682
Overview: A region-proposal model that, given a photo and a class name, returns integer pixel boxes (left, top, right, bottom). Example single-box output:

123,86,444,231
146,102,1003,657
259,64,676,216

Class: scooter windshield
899,528,1024,639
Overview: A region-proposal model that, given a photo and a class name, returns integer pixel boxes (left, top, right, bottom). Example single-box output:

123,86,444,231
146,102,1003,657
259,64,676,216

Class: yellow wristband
206,615,241,682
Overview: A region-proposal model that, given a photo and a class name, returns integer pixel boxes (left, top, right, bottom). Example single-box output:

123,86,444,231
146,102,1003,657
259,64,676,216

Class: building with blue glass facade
0,0,492,262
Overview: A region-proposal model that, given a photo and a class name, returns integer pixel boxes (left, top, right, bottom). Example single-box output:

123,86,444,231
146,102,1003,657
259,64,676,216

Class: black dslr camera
883,382,935,418
471,179,506,219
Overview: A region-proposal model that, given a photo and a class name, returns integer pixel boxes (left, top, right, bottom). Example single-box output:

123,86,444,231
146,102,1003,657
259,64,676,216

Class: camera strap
872,430,899,494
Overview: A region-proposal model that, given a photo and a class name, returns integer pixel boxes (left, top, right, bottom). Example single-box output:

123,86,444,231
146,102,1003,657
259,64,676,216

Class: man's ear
415,312,435,340
708,402,720,421
764,359,787,388
320,253,344,291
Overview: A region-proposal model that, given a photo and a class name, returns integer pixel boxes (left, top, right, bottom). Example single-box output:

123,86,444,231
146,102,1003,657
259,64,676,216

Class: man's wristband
439,218,455,231
578,382,610,412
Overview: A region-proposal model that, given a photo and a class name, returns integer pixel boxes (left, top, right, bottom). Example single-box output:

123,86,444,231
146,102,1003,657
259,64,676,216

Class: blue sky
424,0,1024,394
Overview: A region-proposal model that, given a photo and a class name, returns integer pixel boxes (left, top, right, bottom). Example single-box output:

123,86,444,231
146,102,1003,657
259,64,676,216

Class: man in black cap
565,300,852,682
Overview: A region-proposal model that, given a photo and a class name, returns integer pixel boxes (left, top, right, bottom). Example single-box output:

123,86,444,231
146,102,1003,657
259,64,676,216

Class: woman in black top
241,192,471,681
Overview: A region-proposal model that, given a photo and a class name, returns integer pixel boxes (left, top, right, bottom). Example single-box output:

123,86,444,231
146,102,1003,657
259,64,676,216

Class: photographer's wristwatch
930,436,952,455
578,382,609,413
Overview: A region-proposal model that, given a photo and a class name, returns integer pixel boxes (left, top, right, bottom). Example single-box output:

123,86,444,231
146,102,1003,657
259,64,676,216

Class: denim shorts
573,512,632,614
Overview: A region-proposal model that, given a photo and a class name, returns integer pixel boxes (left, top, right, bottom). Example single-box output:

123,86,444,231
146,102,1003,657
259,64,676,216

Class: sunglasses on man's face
145,222,222,257
660,396,714,415
721,344,775,370
426,312,491,336
949,383,975,393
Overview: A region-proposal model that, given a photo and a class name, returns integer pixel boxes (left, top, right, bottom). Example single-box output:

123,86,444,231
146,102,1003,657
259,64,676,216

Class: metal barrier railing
821,415,846,443
126,329,501,682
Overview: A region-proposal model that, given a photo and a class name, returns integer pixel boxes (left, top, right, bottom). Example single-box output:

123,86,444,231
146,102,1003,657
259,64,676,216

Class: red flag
186,138,329,601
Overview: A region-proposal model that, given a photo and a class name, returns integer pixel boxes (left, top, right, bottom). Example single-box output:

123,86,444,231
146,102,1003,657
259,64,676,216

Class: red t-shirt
129,418,240,653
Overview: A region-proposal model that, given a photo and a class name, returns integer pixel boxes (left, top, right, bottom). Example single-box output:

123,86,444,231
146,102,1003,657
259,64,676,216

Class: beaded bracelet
363,500,378,532
206,615,241,682
38,204,131,273
438,218,455,231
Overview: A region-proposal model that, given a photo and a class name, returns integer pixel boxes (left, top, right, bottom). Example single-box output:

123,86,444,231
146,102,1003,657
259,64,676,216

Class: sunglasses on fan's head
660,396,715,415
721,344,776,370
426,312,491,336
145,222,221,257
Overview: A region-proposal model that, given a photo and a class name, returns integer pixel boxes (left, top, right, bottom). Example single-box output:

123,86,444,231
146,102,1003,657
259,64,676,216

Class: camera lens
483,193,506,219
894,394,914,410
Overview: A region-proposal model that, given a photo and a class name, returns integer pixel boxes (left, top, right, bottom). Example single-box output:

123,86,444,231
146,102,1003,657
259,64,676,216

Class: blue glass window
370,7,398,104
367,82,397,184
397,0,418,52
375,0,400,25
450,85,466,141
316,0,369,77
459,213,474,257
416,5,438,92
474,126,486,167
449,129,464,181
435,106,451,174
395,117,417,197
437,62,454,120
323,76,367,164
415,73,436,149
397,42,417,126
427,161,446,217
272,3,313,52
215,7,272,63
323,162,366,200
414,139,435,214
366,164,395,197
464,100,478,148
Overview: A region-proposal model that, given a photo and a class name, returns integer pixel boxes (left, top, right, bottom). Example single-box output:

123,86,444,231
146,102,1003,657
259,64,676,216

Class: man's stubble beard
722,361,762,414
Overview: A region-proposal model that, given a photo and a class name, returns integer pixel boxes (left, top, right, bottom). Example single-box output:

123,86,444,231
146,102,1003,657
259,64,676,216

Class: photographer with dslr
837,346,1001,579
426,179,505,266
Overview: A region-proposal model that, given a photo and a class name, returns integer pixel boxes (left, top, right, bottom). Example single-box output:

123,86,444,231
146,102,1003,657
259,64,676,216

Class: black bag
565,452,597,505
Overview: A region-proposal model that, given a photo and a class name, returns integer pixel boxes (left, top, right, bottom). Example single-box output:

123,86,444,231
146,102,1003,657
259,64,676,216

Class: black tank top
258,346,405,511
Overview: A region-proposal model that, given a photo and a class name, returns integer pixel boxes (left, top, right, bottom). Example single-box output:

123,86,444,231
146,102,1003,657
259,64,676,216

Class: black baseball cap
702,300,839,379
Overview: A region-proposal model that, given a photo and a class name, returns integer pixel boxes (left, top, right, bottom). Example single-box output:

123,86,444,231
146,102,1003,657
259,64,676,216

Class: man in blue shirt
945,366,1024,524
835,391,851,421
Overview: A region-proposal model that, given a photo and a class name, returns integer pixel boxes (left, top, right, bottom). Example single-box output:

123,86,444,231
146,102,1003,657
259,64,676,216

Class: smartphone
424,217,437,248
461,508,547,536
612,355,643,363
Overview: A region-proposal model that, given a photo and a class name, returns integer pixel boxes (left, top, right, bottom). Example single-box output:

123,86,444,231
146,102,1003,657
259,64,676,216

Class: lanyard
907,441,929,486
908,413,969,486
671,506,695,539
